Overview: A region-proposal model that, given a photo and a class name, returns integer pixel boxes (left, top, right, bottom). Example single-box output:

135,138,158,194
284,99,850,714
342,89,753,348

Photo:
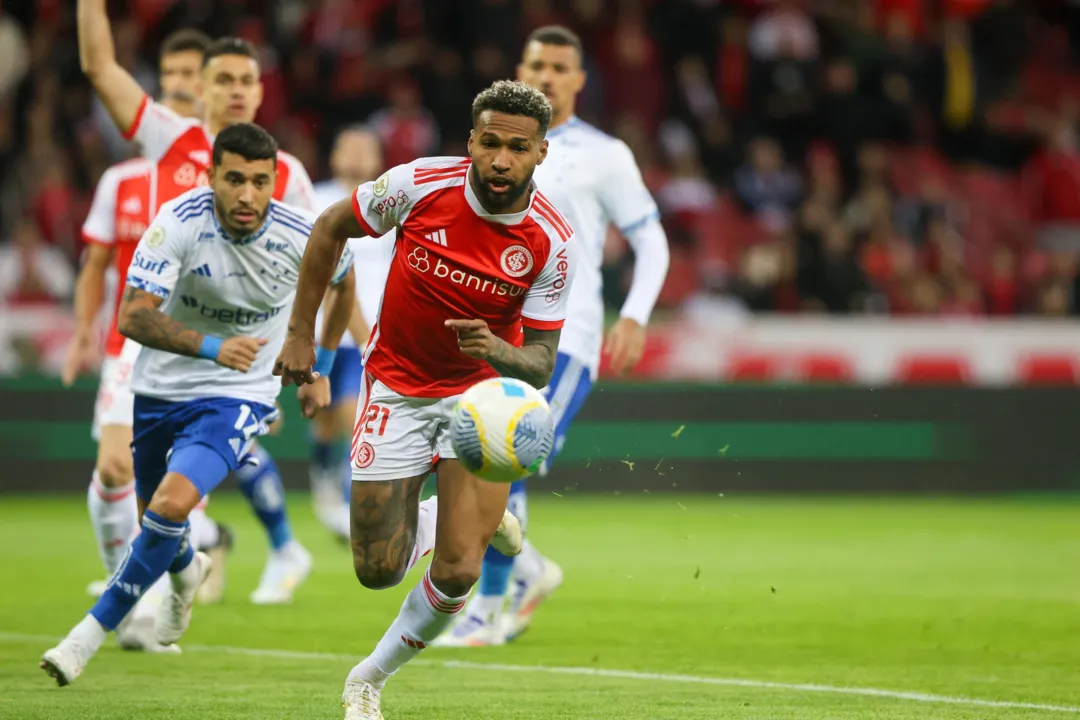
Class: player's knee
351,553,407,590
147,488,197,523
428,557,481,598
96,453,134,488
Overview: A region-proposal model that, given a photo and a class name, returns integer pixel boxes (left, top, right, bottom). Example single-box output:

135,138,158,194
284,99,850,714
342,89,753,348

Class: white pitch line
2,632,1078,715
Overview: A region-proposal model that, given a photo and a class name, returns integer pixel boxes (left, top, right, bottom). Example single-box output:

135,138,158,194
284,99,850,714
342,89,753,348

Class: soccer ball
451,377,555,483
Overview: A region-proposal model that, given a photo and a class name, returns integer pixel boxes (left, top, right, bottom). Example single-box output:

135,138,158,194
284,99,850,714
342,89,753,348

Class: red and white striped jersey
351,156,576,398
123,95,316,213
81,158,154,357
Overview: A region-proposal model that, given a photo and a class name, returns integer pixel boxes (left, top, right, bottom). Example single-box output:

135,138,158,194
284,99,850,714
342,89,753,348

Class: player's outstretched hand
273,332,317,387
61,330,98,387
446,318,499,360
604,317,645,376
216,336,268,373
297,376,331,418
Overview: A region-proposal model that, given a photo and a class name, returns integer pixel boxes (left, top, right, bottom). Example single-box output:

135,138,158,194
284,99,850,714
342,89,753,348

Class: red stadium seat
895,355,971,385
795,354,855,383
1017,354,1080,386
724,353,782,383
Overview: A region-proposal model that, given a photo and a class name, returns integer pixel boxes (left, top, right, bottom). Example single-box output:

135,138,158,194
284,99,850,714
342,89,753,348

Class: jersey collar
462,163,536,226
545,115,580,140
212,201,274,246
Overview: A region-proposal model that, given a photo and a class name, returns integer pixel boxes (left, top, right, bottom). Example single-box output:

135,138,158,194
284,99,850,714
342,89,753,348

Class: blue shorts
132,395,277,502
329,346,363,406
538,352,593,475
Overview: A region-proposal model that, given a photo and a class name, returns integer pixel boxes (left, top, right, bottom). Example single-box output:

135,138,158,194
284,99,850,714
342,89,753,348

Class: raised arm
78,0,149,135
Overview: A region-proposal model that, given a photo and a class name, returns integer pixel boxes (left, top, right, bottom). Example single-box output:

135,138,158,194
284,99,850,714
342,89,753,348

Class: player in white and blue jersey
308,125,395,541
41,123,356,686
436,26,671,647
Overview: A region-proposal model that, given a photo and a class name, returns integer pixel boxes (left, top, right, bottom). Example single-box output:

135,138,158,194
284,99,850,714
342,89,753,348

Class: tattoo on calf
349,475,427,588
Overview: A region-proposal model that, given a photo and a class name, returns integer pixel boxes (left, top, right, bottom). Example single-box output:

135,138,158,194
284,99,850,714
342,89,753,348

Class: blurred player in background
308,126,394,541
62,32,236,643
41,124,357,687
77,0,318,604
437,25,671,647
275,80,568,720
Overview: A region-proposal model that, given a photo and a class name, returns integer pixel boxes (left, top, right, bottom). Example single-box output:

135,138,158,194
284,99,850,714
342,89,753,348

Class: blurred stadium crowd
3,0,1080,319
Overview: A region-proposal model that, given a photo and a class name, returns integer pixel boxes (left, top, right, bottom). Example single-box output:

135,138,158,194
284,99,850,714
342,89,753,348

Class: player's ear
515,62,526,81
254,81,264,108
575,69,586,94
467,129,474,155
538,138,549,165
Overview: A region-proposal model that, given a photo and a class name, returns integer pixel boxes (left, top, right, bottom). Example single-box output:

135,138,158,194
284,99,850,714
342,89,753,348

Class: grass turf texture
0,494,1077,719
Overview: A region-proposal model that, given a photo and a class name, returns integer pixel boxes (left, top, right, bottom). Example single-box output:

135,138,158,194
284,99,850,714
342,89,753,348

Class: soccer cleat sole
40,652,74,687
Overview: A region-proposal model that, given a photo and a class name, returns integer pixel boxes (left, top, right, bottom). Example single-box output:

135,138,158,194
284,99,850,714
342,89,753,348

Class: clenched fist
215,337,269,373
273,330,317,387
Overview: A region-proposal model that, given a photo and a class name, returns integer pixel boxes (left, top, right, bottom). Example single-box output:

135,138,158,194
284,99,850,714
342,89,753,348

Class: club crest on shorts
500,245,533,278
354,441,376,469
372,172,390,198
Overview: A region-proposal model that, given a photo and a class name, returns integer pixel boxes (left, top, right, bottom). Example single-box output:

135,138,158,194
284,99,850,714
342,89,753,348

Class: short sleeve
280,154,317,211
82,168,121,246
125,214,185,299
521,240,575,331
598,140,660,234
330,243,355,286
351,164,416,238
125,97,200,163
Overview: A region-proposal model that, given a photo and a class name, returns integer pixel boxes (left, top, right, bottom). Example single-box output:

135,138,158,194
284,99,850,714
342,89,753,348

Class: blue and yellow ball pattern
450,378,555,483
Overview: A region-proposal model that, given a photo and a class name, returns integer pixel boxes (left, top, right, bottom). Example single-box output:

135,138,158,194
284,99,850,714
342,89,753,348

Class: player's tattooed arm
117,285,203,357
77,0,148,133
447,319,560,389
486,327,560,389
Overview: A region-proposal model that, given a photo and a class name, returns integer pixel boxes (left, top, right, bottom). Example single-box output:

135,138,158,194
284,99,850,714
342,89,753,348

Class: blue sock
478,481,528,597
89,510,190,631
312,435,351,504
236,443,292,550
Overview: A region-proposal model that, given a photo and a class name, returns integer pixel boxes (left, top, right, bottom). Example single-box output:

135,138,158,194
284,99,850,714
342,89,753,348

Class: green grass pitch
0,493,1077,719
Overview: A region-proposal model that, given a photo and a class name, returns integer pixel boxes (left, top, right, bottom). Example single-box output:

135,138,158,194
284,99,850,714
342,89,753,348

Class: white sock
87,472,138,575
469,593,504,624
70,614,109,653
188,506,219,550
513,539,545,584
349,568,467,688
406,497,438,573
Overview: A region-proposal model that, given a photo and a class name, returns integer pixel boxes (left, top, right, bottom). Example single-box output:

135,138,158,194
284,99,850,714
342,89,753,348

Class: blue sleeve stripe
173,190,214,214
177,200,214,223
271,205,315,229
618,211,661,236
272,216,314,237
127,276,172,299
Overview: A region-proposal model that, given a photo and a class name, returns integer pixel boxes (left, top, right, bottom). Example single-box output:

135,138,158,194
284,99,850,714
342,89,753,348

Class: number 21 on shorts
351,403,389,468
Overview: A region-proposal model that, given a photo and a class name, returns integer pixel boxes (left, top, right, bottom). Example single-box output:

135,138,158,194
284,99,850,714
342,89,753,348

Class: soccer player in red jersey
77,0,315,214
275,80,575,719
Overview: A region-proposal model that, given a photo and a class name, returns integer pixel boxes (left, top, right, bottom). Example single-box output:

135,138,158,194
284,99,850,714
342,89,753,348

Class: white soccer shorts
91,338,141,440
349,373,460,482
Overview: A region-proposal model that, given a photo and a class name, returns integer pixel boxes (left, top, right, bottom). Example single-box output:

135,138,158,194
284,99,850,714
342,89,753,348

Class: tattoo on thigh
350,475,426,581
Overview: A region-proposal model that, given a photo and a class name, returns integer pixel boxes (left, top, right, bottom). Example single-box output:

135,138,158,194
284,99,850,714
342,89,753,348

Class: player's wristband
313,345,336,376
198,335,223,361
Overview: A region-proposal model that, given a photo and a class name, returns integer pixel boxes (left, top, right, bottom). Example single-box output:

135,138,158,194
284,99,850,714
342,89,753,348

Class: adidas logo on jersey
190,263,213,277
423,229,448,247
120,195,143,215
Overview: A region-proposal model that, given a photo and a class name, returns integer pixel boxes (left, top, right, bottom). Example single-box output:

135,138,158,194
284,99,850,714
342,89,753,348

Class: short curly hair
471,80,553,137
